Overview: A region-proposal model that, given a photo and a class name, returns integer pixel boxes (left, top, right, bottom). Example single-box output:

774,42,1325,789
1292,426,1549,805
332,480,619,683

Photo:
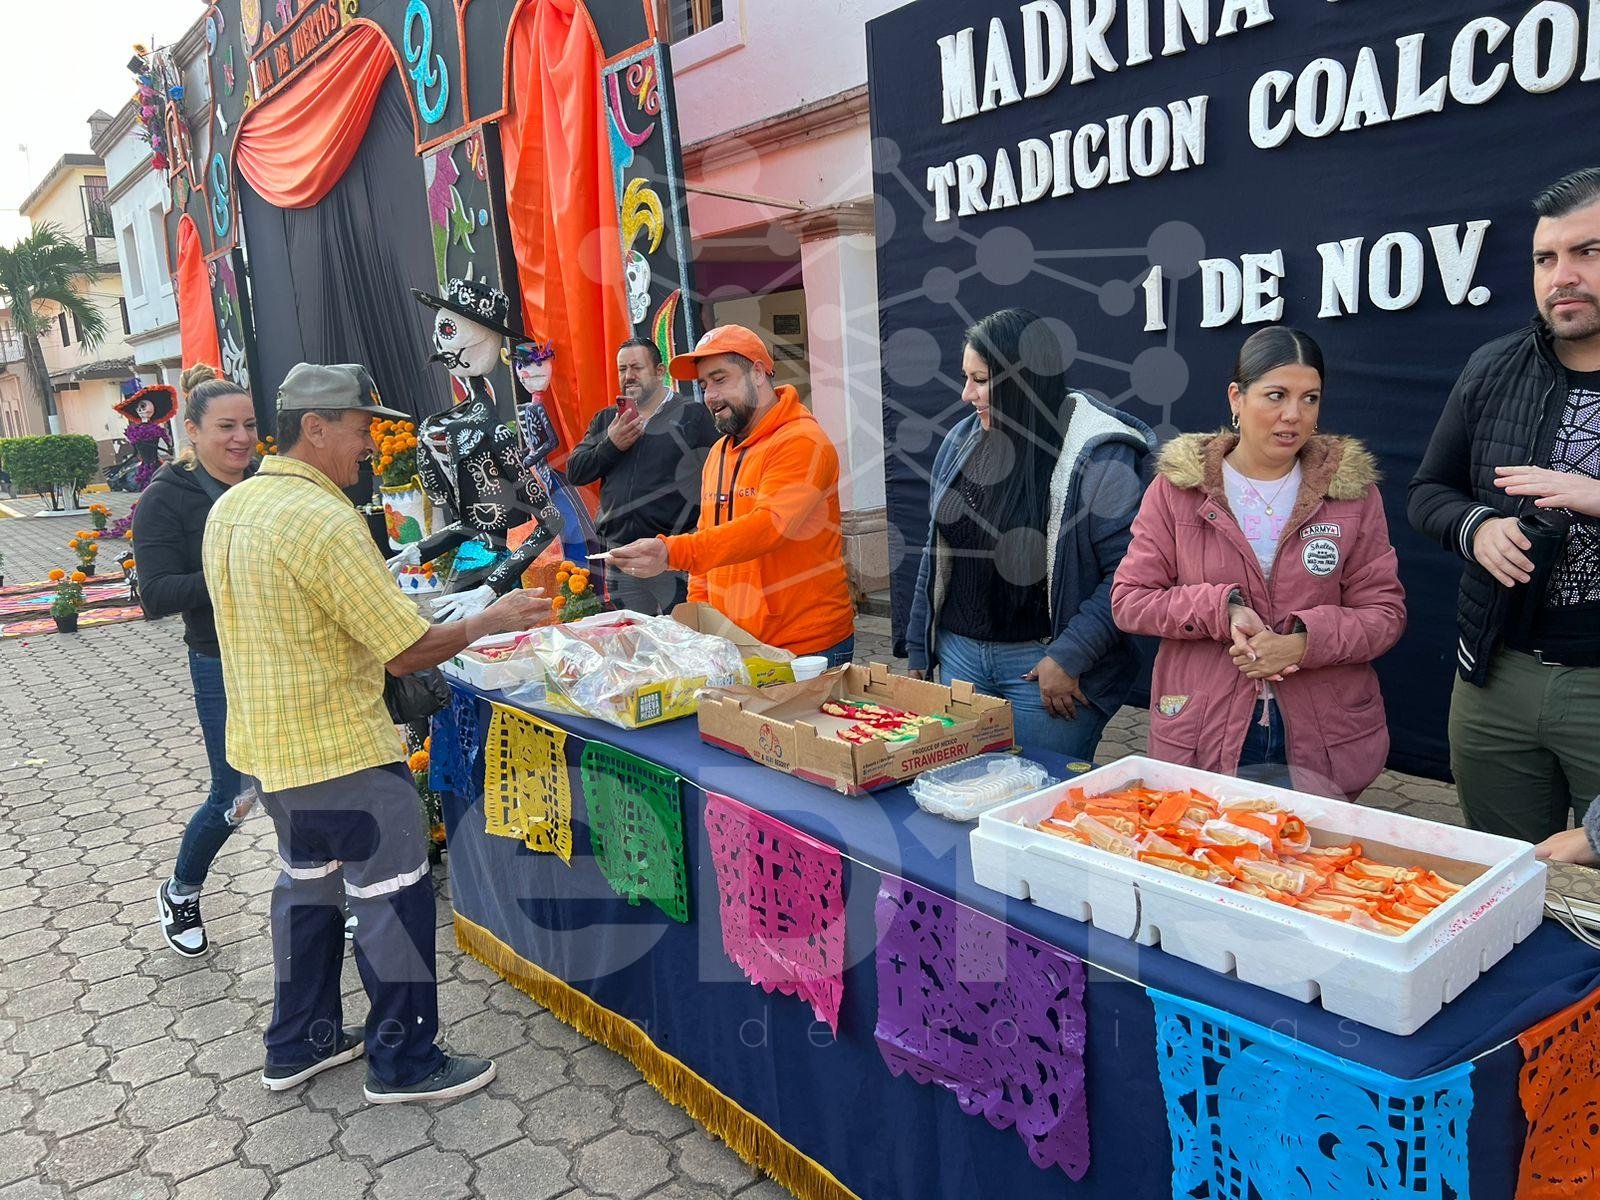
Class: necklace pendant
1265,505,1274,516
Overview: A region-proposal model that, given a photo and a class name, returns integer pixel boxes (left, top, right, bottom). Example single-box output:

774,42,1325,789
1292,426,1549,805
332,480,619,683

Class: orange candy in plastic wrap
1037,783,1461,937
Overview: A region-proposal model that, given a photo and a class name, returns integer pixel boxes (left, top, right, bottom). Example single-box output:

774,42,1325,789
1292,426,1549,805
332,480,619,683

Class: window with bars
661,0,723,42
82,178,112,240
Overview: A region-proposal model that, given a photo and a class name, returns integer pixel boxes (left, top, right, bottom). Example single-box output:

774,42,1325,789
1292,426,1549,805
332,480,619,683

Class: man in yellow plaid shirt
204,362,548,1103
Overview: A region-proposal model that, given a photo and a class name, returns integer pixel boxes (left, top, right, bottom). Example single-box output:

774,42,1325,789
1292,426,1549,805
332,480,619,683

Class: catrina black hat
411,277,526,342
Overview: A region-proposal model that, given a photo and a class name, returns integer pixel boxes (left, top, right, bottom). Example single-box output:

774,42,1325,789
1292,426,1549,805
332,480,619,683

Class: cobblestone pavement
0,490,1592,1198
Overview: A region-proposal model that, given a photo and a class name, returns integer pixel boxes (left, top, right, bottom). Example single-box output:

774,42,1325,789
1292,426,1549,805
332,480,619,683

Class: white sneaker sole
363,1061,496,1105
261,1040,366,1091
156,890,208,958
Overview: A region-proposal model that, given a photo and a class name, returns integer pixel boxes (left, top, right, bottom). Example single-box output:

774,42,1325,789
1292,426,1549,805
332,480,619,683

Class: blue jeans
173,651,248,889
1237,696,1293,789
936,631,1109,764
818,635,855,668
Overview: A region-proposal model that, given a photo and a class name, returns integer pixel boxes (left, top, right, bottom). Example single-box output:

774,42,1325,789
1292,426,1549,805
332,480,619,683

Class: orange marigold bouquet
550,561,602,623
67,533,99,573
88,503,111,532
50,569,88,619
371,418,420,487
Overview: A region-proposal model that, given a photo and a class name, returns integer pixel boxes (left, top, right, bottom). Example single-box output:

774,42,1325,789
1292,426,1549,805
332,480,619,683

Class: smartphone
616,395,638,419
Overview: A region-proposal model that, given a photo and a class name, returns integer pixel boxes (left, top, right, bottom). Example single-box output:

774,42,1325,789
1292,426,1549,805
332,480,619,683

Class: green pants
1450,648,1600,843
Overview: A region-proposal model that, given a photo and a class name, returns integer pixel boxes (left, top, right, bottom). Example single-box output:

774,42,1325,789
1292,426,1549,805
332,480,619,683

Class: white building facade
669,0,907,598
92,104,182,392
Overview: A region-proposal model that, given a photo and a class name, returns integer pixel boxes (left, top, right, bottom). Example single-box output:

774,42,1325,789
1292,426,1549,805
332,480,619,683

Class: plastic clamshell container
909,754,1055,822
971,756,1547,1036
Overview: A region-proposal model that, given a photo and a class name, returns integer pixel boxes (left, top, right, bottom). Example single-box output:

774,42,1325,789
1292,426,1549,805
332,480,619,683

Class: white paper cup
790,655,829,680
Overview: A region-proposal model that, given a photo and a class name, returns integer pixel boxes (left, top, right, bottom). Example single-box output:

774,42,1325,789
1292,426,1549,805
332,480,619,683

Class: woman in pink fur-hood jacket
1111,328,1406,800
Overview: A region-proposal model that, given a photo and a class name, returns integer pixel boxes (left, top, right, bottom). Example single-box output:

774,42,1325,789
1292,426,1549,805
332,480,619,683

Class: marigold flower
68,539,79,549
559,561,575,573
568,576,588,594
408,750,429,772
48,569,65,581
555,571,570,584
70,571,87,584
121,558,135,570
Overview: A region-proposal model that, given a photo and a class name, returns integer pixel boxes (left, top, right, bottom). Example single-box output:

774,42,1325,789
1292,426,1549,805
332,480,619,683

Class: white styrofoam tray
971,756,1546,1036
439,632,547,695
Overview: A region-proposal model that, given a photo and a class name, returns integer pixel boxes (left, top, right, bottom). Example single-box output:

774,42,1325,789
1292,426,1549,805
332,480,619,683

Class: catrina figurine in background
386,278,564,623
512,339,596,568
114,380,176,491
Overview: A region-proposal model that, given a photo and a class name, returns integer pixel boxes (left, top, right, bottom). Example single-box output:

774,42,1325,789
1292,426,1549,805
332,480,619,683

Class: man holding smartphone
567,338,719,613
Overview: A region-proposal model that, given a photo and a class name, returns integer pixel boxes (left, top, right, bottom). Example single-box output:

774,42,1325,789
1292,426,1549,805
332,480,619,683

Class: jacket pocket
1319,690,1389,798
1148,692,1205,764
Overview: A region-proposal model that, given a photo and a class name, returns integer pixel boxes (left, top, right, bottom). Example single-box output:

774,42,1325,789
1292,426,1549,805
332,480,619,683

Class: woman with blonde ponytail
134,364,260,957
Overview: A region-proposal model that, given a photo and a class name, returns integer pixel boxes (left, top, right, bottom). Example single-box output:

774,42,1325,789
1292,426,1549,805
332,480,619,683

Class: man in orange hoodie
607,325,856,663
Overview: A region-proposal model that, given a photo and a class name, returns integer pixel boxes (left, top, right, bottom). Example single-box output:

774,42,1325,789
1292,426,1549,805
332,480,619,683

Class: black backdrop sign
867,0,1600,778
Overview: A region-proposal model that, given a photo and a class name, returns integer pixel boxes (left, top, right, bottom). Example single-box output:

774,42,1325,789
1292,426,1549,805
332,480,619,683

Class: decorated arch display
154,0,694,450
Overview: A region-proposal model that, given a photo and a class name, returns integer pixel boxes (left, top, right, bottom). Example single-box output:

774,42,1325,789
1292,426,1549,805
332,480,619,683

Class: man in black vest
1410,168,1600,851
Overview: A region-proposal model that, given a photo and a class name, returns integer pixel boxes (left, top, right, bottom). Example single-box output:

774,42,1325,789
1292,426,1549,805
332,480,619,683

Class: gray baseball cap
277,362,410,420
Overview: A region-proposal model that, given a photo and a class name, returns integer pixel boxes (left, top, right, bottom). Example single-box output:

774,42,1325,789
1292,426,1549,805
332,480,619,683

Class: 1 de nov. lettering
1141,222,1495,333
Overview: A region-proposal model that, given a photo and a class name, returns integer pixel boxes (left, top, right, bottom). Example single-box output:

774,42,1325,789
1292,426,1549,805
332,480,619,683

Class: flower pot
381,476,433,546
54,613,79,633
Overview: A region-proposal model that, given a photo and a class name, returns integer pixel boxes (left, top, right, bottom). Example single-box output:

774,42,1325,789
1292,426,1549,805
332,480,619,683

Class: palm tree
0,224,108,432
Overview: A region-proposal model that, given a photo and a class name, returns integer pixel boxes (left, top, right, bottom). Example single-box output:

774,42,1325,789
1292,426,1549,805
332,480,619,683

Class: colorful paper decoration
483,703,572,862
1150,990,1473,1199
1517,985,1600,1198
874,876,1090,1179
429,684,481,799
579,742,689,923
703,792,846,1032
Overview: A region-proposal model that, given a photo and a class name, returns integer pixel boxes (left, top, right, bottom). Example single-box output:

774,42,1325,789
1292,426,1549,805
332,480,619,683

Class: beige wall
23,162,132,421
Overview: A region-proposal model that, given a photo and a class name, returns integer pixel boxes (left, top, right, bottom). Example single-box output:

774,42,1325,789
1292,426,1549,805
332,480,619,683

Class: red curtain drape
234,22,396,209
176,214,222,370
502,0,630,464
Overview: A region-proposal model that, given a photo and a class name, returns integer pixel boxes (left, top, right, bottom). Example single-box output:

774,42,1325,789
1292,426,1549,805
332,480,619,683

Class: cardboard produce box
670,602,796,686
697,663,1014,794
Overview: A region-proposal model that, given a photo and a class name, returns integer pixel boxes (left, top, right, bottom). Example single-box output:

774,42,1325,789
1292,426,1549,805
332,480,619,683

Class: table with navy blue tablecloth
440,687,1600,1200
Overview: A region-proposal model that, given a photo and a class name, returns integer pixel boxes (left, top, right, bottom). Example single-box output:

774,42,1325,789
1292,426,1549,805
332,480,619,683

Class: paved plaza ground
0,489,1591,1198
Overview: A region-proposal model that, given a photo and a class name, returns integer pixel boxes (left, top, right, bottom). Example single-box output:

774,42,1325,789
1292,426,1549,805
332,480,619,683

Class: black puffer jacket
132,462,236,657
1407,321,1572,684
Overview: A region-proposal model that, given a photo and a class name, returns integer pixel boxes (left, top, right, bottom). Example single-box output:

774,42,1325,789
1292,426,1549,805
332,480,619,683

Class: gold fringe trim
454,912,862,1200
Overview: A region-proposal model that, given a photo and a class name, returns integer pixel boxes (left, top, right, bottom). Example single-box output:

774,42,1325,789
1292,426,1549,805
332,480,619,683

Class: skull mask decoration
625,251,651,325
429,308,501,378
411,277,524,382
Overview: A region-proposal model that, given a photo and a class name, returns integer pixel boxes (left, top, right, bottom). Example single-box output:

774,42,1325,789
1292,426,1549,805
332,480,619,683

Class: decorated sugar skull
625,251,651,325
411,277,524,382
513,340,556,395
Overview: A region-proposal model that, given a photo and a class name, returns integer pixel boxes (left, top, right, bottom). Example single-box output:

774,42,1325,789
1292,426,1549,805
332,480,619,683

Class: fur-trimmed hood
1156,430,1379,550
1158,430,1378,498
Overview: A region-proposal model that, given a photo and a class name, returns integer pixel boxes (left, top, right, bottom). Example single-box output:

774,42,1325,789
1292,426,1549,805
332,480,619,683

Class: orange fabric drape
176,215,223,370
234,22,396,209
501,0,630,465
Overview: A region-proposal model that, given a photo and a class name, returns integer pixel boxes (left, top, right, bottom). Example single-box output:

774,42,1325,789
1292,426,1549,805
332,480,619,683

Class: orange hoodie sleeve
662,430,838,577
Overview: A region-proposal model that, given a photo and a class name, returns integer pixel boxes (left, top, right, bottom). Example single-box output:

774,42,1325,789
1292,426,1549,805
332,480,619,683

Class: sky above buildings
0,0,203,243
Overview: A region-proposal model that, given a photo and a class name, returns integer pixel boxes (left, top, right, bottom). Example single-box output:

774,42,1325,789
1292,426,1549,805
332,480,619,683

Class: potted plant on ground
88,502,110,532
49,569,86,633
67,533,99,576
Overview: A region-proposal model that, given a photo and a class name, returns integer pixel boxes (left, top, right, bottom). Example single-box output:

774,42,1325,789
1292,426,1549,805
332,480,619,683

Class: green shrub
0,435,99,510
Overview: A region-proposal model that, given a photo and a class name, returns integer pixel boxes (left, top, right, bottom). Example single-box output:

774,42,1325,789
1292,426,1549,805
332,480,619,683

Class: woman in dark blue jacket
906,308,1154,761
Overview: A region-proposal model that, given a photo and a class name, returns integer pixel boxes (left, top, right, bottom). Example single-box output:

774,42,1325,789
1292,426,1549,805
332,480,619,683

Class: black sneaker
261,1026,366,1091
157,881,207,957
363,1055,496,1105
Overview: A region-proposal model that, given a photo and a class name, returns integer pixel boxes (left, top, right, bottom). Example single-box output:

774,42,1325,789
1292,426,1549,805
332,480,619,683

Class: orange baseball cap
668,325,774,382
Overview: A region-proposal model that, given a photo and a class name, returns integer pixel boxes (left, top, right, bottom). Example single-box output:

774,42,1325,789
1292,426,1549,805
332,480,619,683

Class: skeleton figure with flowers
115,381,177,492
386,279,564,623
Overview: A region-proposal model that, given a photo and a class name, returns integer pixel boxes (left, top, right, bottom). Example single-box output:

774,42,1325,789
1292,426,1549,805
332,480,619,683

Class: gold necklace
1231,458,1295,516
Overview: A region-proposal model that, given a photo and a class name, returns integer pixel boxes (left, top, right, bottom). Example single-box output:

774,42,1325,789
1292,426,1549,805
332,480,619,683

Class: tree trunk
20,325,56,434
